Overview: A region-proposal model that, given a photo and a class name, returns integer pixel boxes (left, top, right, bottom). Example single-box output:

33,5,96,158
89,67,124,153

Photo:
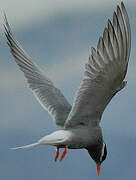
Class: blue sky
1,0,136,179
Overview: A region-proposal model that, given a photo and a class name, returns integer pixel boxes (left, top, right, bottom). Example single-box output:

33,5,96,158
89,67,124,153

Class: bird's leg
54,147,60,162
60,146,68,161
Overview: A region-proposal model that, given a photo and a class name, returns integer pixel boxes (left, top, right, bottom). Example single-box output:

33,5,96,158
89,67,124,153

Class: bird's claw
60,146,68,161
54,146,68,162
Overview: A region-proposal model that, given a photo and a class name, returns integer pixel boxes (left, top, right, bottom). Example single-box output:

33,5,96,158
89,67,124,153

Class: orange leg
60,146,68,161
54,147,60,162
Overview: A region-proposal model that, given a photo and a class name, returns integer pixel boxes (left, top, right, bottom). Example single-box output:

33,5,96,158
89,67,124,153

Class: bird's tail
10,142,39,150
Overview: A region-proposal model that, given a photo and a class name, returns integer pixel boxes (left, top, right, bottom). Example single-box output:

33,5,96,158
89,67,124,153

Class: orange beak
96,164,101,176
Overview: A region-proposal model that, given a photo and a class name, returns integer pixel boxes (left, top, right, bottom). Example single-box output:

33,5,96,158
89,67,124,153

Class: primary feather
65,2,131,128
4,14,71,127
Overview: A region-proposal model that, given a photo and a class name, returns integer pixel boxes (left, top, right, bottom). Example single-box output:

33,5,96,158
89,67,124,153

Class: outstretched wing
4,15,71,127
65,2,131,128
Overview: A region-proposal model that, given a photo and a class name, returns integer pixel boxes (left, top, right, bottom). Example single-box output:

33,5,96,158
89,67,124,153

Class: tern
4,2,131,176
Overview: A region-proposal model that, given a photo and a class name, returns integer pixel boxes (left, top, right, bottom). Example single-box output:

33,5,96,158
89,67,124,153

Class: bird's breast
65,126,103,149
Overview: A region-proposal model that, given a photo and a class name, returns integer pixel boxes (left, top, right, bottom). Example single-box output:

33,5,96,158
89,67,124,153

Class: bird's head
87,142,107,176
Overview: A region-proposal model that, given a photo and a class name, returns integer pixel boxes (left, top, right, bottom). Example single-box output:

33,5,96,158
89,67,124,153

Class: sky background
0,0,136,179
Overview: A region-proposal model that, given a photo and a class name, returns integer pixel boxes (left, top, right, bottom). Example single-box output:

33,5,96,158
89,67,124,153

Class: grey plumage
4,2,131,173
4,14,71,127
65,2,131,129
4,3,130,130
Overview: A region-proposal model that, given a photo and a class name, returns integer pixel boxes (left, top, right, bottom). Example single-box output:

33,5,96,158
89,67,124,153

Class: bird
4,1,131,176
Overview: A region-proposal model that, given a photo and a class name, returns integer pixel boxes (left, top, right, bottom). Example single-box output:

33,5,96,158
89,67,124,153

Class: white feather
11,142,39,150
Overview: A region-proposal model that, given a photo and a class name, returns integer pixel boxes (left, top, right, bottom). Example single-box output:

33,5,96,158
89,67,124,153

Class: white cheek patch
100,143,105,162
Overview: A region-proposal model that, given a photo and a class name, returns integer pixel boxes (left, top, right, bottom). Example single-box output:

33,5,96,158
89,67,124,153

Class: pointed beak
96,164,101,176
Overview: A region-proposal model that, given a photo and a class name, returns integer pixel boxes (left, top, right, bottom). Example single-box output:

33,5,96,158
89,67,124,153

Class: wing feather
65,2,131,128
4,15,71,127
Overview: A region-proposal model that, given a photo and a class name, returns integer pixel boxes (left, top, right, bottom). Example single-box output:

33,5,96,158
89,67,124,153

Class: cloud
1,0,136,132
0,53,86,90
1,0,135,29
45,54,86,84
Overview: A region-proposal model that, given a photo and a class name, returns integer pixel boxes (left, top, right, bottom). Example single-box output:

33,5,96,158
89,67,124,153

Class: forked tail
11,142,39,150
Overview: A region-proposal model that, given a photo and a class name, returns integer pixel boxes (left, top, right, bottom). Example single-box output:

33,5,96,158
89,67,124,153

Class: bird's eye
79,122,85,126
